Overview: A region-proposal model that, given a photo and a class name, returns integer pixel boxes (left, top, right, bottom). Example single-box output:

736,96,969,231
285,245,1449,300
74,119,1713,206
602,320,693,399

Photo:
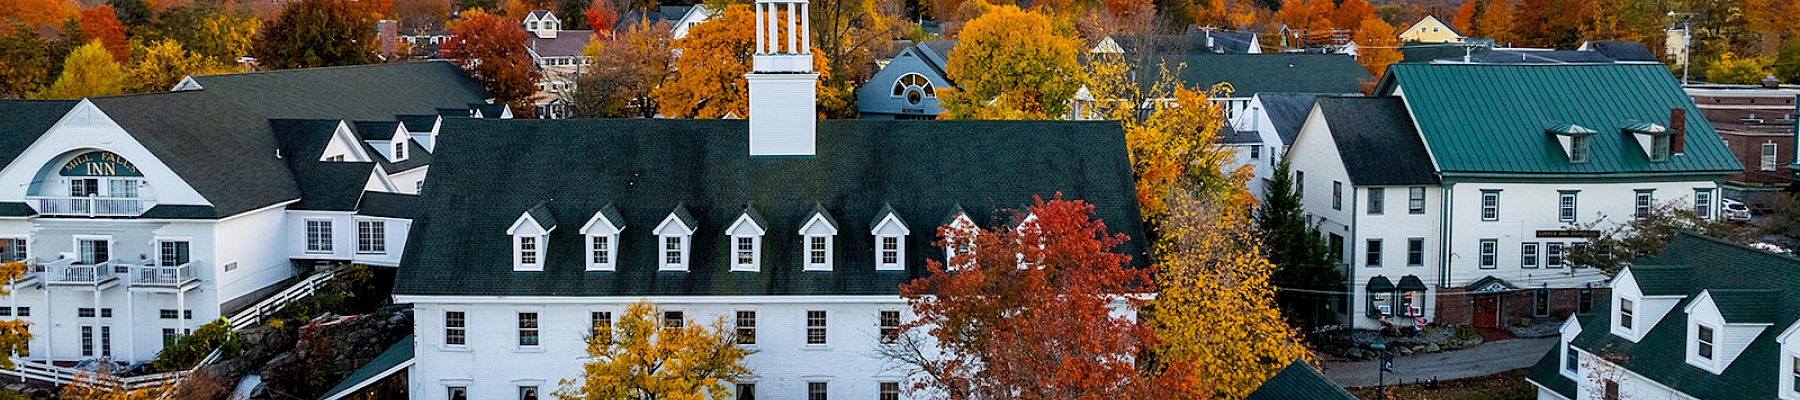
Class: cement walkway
1320,337,1556,388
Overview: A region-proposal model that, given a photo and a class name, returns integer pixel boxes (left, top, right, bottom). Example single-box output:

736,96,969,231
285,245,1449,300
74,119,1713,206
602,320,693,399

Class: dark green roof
394,119,1145,297
352,121,402,140
1244,360,1356,400
1315,97,1439,185
138,205,221,219
271,119,381,212
356,192,419,220
1568,233,1800,400
1708,289,1784,325
525,200,558,230
395,115,438,132
1366,276,1395,291
0,100,77,168
318,335,413,400
0,203,34,217
85,62,487,217
869,203,906,231
1161,54,1370,97
1526,328,1579,399
1396,275,1429,291
1376,63,1742,177
735,204,769,232
1627,265,1694,296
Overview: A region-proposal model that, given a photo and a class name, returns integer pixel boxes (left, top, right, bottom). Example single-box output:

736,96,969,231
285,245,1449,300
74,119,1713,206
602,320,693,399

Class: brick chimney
1670,107,1686,154
377,20,398,57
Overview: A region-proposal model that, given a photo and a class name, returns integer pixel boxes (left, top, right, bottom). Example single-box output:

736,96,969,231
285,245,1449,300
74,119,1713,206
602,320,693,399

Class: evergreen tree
1254,160,1343,330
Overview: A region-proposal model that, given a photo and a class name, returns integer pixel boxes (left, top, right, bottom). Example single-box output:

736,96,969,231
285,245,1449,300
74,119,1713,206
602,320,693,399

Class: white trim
802,235,833,271
513,234,544,271
302,218,334,254
659,234,690,271
505,213,549,236
585,233,618,271
578,212,624,236
874,234,905,271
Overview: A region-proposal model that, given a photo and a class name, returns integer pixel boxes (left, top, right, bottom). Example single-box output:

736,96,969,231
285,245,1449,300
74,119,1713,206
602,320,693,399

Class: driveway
1320,337,1556,388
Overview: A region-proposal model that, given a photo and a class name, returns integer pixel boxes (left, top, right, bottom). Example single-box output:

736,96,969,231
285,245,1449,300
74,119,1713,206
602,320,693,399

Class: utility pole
1668,12,1695,85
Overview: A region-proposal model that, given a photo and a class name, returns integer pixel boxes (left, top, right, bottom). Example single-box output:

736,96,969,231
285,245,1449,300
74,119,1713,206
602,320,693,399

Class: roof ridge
192,61,453,79
1676,232,1800,263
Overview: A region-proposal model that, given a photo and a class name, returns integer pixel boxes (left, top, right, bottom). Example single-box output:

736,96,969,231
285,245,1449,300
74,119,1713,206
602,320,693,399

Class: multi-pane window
1694,189,1712,219
101,326,111,357
1571,136,1591,163
1480,191,1500,221
517,236,539,265
1249,145,1260,159
79,308,95,318
807,382,828,400
1696,324,1715,360
81,326,94,357
1650,135,1671,161
162,328,180,347
1566,344,1579,373
1408,187,1425,214
1619,298,1635,330
1762,142,1779,171
159,240,190,267
735,311,756,344
1522,243,1540,268
1406,238,1424,266
735,236,756,268
663,311,684,329
880,236,901,267
1558,192,1578,222
807,236,829,266
517,312,539,347
448,387,468,400
1547,243,1565,267
1634,191,1654,219
393,140,408,160
0,238,25,262
305,219,332,253
100,308,111,318
1478,239,1497,268
880,310,901,343
880,382,900,400
591,236,611,267
1792,356,1800,394
806,310,827,345
1367,188,1384,215
663,236,684,266
519,386,539,400
591,311,612,336
1331,181,1342,210
735,383,755,400
158,309,194,319
78,238,109,265
357,220,386,254
445,311,466,345
1364,239,1382,267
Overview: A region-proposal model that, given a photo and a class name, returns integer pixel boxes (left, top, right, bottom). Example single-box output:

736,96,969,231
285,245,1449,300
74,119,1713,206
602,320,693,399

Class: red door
1473,295,1500,328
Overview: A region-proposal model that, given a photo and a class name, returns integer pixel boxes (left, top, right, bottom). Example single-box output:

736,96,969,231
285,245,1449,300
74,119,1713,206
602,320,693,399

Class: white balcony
28,196,155,217
131,263,197,289
41,259,123,287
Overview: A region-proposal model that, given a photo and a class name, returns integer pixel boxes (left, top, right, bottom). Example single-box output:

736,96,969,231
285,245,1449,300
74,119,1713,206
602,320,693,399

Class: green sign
60,151,143,177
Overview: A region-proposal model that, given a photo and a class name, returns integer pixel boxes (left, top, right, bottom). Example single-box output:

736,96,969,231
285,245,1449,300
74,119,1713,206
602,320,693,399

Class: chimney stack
746,0,818,156
1670,108,1686,154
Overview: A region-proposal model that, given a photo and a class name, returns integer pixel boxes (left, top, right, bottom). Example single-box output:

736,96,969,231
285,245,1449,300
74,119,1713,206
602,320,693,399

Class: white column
124,291,134,362
786,2,798,54
42,288,51,361
754,2,765,53
177,290,185,341
800,4,810,54
767,4,780,54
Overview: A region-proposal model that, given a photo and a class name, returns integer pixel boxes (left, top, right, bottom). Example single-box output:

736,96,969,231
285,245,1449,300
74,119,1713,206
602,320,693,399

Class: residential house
0,62,493,364
1528,233,1800,400
1091,31,1264,55
393,1,1154,398
1683,81,1799,202
1231,92,1346,199
857,40,955,119
616,5,716,40
1156,53,1368,122
1398,15,1464,44
1286,96,1442,329
521,10,597,119
1289,62,1740,329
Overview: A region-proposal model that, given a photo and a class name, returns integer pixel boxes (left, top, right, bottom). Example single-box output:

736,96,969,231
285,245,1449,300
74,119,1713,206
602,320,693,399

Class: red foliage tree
441,9,542,118
887,196,1187,399
79,6,129,62
585,1,619,37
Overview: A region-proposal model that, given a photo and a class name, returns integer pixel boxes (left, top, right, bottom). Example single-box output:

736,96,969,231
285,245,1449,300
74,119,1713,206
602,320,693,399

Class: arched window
890,73,936,105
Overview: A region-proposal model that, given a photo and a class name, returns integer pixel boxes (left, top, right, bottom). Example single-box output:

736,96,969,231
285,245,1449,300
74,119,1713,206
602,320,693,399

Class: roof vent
1762,74,1780,89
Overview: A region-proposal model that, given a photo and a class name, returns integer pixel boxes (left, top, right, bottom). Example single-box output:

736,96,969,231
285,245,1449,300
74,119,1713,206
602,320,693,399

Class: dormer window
944,208,978,269
1695,324,1716,360
870,204,910,271
580,204,625,271
1570,136,1591,163
726,206,768,272
654,204,698,271
799,204,839,271
1547,123,1597,164
507,202,556,271
1624,120,1675,162
1618,298,1634,330
393,138,408,161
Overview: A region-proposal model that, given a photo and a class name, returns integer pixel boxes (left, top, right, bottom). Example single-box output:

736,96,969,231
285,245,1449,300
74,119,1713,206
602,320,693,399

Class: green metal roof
1378,63,1742,177
1244,360,1356,400
318,335,414,400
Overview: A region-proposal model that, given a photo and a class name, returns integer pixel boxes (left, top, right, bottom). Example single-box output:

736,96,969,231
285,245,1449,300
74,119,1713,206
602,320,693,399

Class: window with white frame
581,210,623,271
444,311,466,345
735,310,756,344
805,310,827,345
800,210,837,271
1480,190,1500,220
590,311,611,336
655,210,695,271
1695,324,1715,360
727,210,765,271
393,138,408,161
1635,190,1654,218
1566,344,1579,373
357,220,386,254
1763,142,1780,171
0,237,26,262
879,236,902,269
735,236,758,270
1522,243,1539,268
517,312,539,347
1478,239,1497,268
1619,298,1635,330
589,235,612,269
516,235,540,269
159,240,190,267
662,311,683,329
880,382,900,400
1368,188,1384,215
880,310,901,343
1332,181,1342,210
1558,192,1578,222
873,210,910,271
1547,243,1565,267
662,236,686,269
807,382,828,400
1408,187,1425,214
1571,136,1591,163
805,236,830,269
305,219,333,253
1694,189,1713,219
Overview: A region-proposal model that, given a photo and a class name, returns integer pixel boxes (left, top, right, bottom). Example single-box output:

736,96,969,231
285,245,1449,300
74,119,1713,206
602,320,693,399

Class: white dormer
1623,121,1674,162
507,203,556,271
1683,290,1777,374
870,204,909,271
580,204,625,271
524,10,559,39
1609,267,1688,342
944,208,978,269
799,205,838,271
727,206,768,272
321,121,374,162
392,137,409,162
1546,122,1597,164
1777,319,1800,399
654,205,698,271
1558,315,1584,381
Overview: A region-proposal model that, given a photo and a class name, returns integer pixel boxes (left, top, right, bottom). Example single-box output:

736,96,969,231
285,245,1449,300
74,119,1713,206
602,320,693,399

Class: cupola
746,0,818,156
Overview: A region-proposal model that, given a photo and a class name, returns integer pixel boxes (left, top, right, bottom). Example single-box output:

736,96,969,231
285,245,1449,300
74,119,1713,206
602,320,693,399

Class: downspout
1439,182,1454,288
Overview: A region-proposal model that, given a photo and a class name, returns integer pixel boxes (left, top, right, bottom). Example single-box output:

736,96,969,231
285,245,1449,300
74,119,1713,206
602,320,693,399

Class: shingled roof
1255,93,1324,146
1563,233,1800,400
1315,97,1439,185
1158,54,1370,98
394,119,1145,297
0,100,78,168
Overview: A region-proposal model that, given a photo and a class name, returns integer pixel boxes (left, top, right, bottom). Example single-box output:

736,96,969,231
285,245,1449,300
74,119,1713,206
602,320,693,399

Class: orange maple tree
79,6,129,62
584,1,619,37
1327,0,1373,29
887,196,1190,399
649,4,835,119
441,9,542,118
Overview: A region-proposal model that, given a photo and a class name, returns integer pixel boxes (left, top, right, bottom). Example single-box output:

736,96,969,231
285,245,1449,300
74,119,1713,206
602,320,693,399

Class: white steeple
746,0,818,156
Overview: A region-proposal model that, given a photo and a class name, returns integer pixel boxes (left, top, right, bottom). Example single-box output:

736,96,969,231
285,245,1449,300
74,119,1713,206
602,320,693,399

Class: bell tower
746,0,818,156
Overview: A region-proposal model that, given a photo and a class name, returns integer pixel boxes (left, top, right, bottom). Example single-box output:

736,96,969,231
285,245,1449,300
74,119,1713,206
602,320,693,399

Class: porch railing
28,196,155,217
43,260,119,284
133,263,194,286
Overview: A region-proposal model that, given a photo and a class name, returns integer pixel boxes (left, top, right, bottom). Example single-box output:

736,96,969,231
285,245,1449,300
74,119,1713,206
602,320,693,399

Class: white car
1722,198,1752,221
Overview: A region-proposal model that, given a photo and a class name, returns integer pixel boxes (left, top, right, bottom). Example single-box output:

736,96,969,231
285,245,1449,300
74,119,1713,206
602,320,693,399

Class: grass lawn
1346,368,1535,400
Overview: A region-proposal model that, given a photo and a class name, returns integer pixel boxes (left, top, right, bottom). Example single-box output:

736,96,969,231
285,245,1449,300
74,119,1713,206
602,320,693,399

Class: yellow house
1399,16,1465,43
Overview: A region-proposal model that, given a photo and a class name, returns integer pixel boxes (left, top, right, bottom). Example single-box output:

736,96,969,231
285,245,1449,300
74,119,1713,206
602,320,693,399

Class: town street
1321,337,1557,388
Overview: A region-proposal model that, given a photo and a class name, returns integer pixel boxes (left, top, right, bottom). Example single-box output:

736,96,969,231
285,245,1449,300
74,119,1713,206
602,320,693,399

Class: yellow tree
554,300,750,400
34,41,126,100
650,4,837,119
1354,18,1401,80
129,39,233,93
936,5,1082,120
1148,186,1311,399
1084,54,1241,229
0,261,28,369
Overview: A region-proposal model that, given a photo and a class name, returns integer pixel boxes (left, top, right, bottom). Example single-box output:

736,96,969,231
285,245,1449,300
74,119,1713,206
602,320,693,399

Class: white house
1230,92,1332,199
1528,233,1799,400
0,62,493,365
389,1,1152,398
1289,62,1741,329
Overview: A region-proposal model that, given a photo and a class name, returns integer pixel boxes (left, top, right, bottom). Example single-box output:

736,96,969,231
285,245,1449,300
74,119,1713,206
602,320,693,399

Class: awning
1466,276,1519,294
1366,276,1395,292
1397,275,1429,292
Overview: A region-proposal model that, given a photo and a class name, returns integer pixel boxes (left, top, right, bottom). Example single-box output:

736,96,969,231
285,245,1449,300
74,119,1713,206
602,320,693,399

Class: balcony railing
133,263,194,286
42,260,121,284
28,196,155,217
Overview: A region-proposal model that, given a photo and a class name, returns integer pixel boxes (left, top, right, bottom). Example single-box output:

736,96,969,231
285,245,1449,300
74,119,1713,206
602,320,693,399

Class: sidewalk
1320,337,1556,388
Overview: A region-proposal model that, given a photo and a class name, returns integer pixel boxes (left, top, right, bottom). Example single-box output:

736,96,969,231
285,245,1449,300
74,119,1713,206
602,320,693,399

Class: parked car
1722,198,1752,221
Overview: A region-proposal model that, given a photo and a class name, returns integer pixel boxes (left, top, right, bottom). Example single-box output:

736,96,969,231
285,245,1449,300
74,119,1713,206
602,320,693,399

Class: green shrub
150,318,235,372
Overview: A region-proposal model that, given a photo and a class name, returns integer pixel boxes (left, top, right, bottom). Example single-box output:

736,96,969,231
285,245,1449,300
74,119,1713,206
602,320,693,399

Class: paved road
1320,337,1556,388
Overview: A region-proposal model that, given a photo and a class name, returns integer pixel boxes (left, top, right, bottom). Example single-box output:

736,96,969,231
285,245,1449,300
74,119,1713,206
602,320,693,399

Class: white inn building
0,62,499,364
1289,62,1742,330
